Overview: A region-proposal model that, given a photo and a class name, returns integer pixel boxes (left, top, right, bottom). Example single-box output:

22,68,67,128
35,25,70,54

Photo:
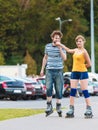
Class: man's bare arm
40,54,48,76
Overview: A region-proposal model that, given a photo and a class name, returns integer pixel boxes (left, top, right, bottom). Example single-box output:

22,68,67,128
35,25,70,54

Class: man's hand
40,70,44,77
55,41,61,46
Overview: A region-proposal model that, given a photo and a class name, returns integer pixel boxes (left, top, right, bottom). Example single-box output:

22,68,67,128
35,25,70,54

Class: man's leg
45,70,53,116
55,69,63,117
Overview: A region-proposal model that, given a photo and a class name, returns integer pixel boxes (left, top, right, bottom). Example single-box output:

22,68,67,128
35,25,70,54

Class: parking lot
0,73,98,101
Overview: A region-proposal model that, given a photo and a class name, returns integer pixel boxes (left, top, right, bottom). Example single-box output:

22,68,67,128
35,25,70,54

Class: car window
0,76,11,81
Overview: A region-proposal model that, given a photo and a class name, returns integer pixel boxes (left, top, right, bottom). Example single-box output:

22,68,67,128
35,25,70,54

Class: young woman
56,35,93,118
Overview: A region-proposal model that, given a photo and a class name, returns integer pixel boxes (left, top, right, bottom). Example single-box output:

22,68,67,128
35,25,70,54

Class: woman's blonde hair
75,35,86,43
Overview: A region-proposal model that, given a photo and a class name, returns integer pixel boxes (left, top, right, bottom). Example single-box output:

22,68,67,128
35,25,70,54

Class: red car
36,77,47,99
36,77,55,98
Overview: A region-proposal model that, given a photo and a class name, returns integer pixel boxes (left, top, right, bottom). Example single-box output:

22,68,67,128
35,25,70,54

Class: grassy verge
0,108,44,121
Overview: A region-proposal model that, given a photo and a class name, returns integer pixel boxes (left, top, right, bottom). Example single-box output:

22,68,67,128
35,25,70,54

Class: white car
88,81,98,96
88,72,98,82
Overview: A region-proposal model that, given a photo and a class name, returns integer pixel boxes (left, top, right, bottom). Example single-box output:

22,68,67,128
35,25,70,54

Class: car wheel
10,96,17,101
31,96,36,100
42,96,46,100
63,90,70,97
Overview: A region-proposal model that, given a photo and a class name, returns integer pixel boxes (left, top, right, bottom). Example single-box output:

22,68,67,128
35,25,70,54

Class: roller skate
84,106,93,118
66,105,74,118
45,101,53,117
56,103,62,117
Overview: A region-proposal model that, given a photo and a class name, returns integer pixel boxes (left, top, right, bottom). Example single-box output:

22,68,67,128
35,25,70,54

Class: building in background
0,64,27,77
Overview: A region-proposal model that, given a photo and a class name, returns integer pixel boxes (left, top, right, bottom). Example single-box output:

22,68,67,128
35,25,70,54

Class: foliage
0,52,5,65
6,54,23,65
95,41,98,73
0,0,98,74
24,50,37,75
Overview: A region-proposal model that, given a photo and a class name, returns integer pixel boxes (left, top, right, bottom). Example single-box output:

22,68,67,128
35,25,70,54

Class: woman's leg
80,79,93,117
66,79,79,117
69,79,79,105
80,79,91,106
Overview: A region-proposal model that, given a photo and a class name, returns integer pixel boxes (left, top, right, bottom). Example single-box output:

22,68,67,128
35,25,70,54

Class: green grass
0,108,44,121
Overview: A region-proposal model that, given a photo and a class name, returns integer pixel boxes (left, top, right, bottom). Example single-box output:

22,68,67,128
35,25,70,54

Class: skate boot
84,106,93,118
56,103,62,117
66,105,74,118
45,101,53,117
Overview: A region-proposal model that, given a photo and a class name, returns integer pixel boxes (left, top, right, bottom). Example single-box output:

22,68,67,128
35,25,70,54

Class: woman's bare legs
69,79,79,105
80,79,91,106
66,80,78,117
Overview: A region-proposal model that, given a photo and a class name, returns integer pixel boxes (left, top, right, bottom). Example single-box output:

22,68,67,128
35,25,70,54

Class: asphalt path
0,96,98,109
0,96,98,130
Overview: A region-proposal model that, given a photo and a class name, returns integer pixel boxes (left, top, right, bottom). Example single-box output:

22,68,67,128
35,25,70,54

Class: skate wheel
58,113,62,117
84,114,93,118
65,115,74,118
57,111,62,117
45,111,53,117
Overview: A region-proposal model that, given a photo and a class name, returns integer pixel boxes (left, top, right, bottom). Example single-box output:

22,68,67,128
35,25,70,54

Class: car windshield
88,81,98,86
0,76,12,81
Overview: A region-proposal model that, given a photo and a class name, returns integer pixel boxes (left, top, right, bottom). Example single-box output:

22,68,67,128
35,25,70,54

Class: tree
0,0,22,58
0,52,5,65
24,50,37,75
0,0,98,73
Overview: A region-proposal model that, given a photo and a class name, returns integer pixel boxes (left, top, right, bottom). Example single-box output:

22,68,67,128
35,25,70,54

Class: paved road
0,96,98,109
0,97,98,130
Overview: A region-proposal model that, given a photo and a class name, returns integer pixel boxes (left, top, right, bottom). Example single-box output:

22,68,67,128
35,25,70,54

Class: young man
40,30,67,117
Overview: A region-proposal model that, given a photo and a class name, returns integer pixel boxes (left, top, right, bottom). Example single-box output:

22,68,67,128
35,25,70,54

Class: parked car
33,78,46,99
22,77,47,99
63,72,82,97
88,72,98,82
88,81,98,96
0,75,26,100
36,77,56,98
63,73,71,97
77,80,98,96
63,72,71,77
14,77,36,100
77,83,83,96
